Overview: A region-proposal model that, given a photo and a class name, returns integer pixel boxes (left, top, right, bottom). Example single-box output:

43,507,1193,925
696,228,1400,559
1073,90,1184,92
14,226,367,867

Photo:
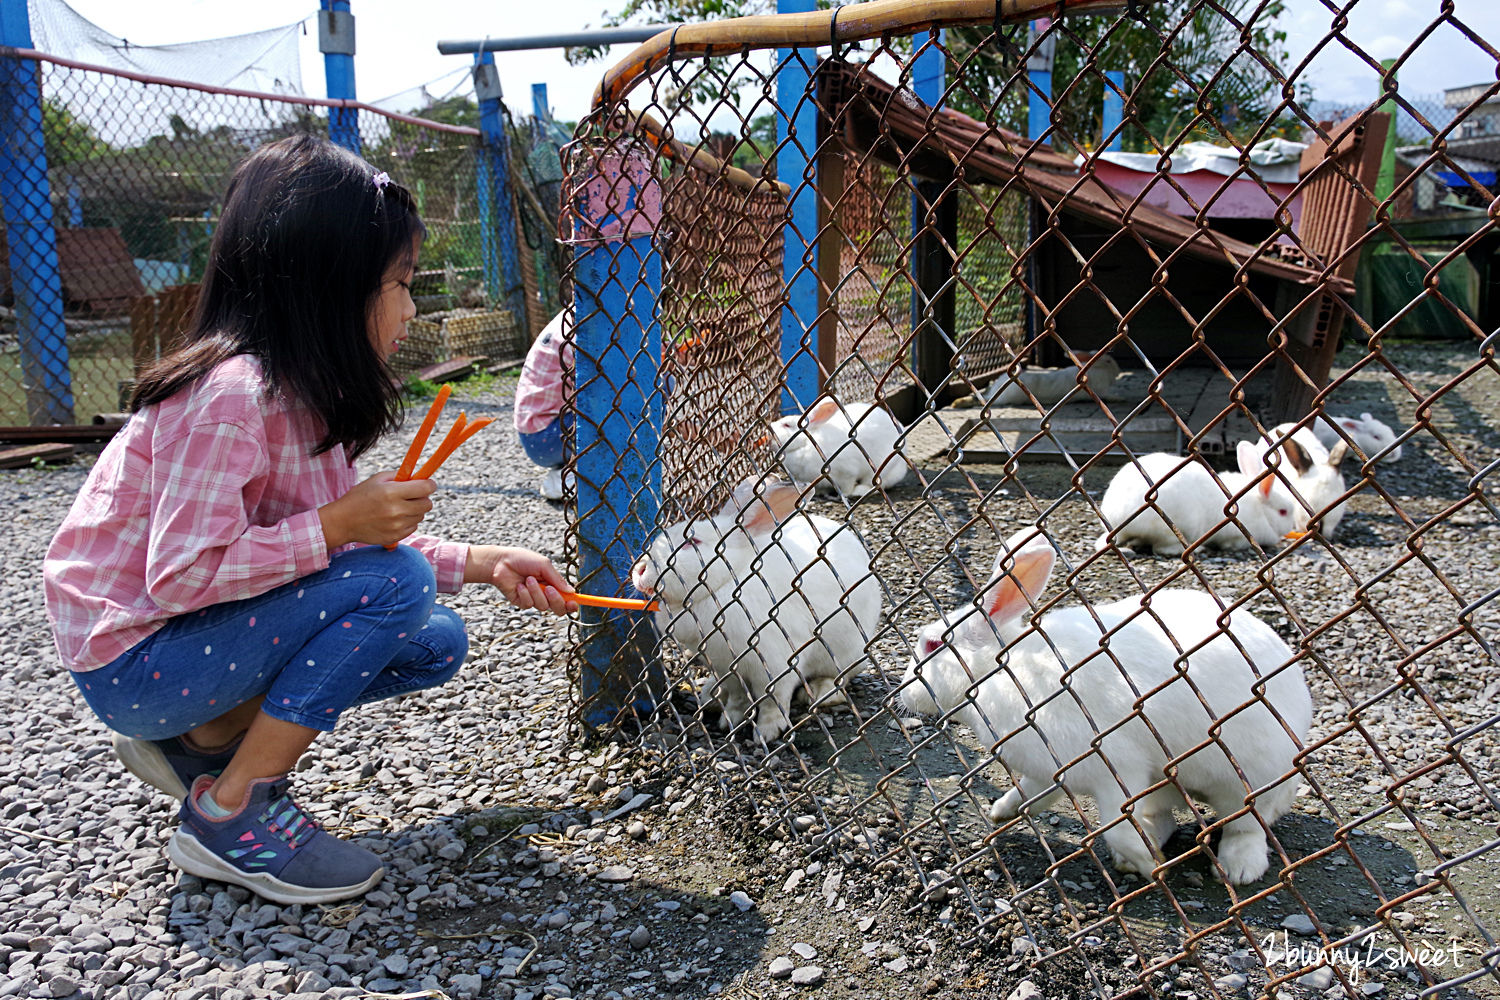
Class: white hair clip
372,170,391,191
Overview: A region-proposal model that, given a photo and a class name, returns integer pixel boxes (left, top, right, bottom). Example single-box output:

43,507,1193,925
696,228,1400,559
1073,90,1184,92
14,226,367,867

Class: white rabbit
767,397,909,499
1094,442,1301,556
1313,412,1402,463
1260,423,1350,538
630,480,882,743
899,528,1311,884
987,349,1122,407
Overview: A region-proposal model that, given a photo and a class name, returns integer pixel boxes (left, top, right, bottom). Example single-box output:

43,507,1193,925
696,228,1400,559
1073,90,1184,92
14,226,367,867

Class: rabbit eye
919,636,943,659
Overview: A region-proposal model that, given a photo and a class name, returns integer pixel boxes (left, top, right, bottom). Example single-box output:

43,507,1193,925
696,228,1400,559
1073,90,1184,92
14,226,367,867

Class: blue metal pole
909,30,946,351
1027,19,1055,144
532,82,549,122
570,147,665,728
473,51,527,335
319,0,360,154
0,0,73,425
776,0,819,415
1103,70,1125,152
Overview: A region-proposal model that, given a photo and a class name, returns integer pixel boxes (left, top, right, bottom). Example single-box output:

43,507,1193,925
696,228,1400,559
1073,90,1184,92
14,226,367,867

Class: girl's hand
469,545,578,615
318,472,436,549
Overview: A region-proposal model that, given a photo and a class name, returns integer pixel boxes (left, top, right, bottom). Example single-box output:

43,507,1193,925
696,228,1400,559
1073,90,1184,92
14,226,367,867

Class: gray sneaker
168,774,384,906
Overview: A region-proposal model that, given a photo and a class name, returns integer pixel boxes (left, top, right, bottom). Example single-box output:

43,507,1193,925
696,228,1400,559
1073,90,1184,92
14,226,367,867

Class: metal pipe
436,26,672,56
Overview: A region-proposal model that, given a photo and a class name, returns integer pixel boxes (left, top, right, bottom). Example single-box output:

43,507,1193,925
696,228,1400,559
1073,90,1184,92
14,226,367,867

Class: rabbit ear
1236,440,1263,477
980,541,1056,630
807,398,841,424
978,528,1055,627
1326,440,1349,468
724,479,802,535
1282,437,1313,475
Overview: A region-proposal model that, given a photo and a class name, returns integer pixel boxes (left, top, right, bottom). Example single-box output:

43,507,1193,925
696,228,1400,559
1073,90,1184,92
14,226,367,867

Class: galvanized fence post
570,145,666,729
473,51,528,338
776,0,821,415
0,0,73,426
318,0,360,154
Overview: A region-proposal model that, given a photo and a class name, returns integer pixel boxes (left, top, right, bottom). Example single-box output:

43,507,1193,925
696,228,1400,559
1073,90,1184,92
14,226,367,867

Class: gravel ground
2,341,1498,1000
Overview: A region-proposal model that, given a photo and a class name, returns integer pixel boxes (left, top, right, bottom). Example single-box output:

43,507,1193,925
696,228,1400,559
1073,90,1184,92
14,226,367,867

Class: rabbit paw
1215,834,1270,885
754,706,795,745
806,678,848,710
989,788,1023,822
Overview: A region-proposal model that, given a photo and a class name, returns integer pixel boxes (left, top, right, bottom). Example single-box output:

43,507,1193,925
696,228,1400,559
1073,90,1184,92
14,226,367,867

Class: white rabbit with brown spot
1095,442,1301,556
631,481,881,743
899,528,1311,884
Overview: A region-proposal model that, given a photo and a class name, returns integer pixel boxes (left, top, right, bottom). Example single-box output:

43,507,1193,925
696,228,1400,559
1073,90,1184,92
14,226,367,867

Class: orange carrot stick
456,417,493,445
397,384,451,482
563,592,658,612
412,412,469,481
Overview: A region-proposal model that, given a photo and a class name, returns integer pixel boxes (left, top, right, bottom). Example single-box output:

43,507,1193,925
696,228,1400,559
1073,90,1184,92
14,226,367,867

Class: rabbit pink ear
807,398,841,424
727,480,802,534
981,534,1055,627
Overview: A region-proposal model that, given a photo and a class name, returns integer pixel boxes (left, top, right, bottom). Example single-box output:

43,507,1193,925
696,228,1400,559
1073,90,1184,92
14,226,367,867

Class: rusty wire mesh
557,1,1500,996
0,49,560,424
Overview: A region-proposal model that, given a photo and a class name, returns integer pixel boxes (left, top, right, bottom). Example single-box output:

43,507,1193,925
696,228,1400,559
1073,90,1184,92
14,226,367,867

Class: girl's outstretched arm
466,545,578,615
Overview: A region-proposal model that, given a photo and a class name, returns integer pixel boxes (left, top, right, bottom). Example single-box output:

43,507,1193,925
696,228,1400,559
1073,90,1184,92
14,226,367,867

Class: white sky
50,0,1500,124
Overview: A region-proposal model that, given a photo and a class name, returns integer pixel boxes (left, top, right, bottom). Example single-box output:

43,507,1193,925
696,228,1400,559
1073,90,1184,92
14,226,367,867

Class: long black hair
131,133,426,461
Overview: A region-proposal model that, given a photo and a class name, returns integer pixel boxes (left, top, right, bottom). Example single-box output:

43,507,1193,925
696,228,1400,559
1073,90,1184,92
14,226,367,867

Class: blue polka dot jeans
72,545,468,739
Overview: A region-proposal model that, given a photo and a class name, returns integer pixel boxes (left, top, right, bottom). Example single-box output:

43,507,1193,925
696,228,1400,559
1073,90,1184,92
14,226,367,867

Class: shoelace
258,789,321,850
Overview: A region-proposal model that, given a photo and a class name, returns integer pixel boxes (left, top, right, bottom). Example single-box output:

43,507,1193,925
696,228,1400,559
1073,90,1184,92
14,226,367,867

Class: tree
42,98,107,167
570,0,1305,155
941,1,1302,153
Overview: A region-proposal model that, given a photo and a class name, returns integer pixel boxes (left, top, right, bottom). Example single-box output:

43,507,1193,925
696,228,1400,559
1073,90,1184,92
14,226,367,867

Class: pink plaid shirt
44,354,468,672
513,311,572,435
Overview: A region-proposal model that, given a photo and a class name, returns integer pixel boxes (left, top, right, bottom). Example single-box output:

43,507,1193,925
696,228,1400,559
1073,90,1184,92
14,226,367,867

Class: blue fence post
532,82,550,122
473,51,528,336
319,0,360,154
0,0,73,425
570,145,666,728
1027,19,1055,144
1103,69,1125,152
776,0,820,415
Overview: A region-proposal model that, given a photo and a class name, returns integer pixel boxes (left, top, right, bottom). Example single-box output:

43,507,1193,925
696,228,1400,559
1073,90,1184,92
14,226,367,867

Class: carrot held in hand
397,384,451,482
413,411,472,481
562,591,659,612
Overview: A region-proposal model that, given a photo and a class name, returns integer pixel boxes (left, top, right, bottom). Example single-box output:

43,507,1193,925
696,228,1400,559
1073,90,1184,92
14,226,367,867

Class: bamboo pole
592,0,1135,109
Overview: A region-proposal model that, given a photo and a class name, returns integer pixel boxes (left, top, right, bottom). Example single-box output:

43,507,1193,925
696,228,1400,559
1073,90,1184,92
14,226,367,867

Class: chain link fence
0,47,564,423
556,1,1500,996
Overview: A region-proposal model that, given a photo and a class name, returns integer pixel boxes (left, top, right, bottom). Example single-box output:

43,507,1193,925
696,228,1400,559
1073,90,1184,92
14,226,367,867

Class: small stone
381,954,410,977
883,956,909,973
790,966,824,986
792,942,817,960
768,956,795,979
1360,983,1386,996
626,821,647,840
1296,966,1334,990
1011,936,1037,956
628,925,651,950
596,866,635,884
1280,914,1317,936
1213,973,1247,991
858,916,876,933
449,973,483,998
1006,982,1042,1000
728,890,755,912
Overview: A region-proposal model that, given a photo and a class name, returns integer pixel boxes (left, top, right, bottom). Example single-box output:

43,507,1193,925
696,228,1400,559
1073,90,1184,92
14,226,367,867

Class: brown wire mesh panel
560,1,1500,996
